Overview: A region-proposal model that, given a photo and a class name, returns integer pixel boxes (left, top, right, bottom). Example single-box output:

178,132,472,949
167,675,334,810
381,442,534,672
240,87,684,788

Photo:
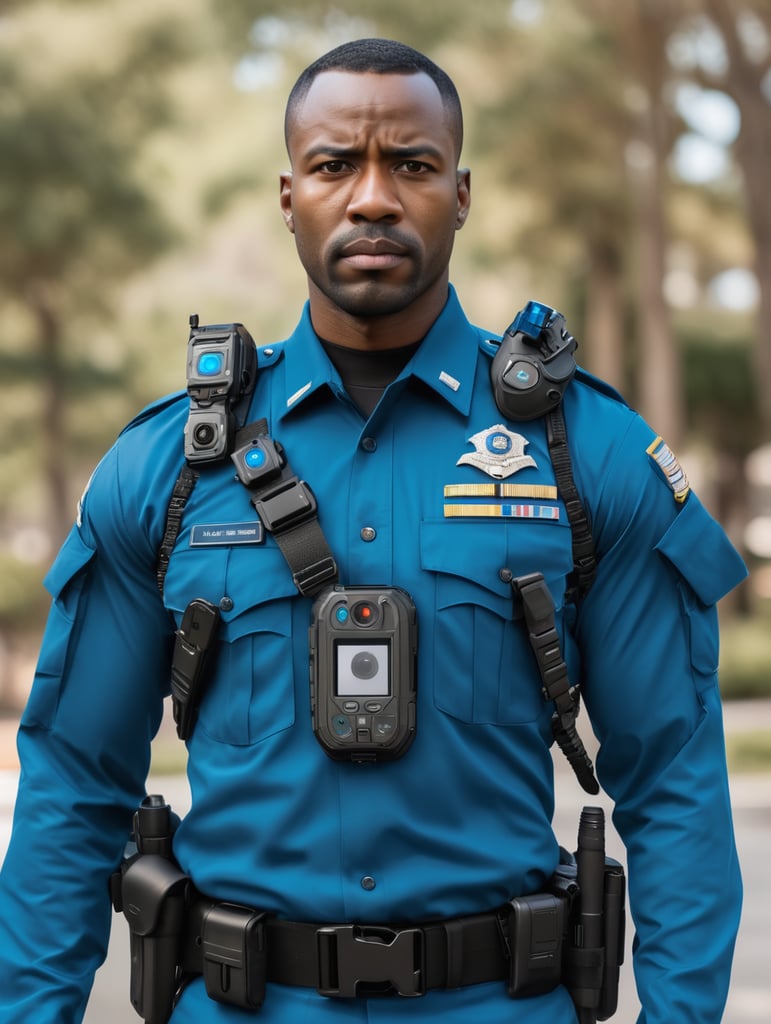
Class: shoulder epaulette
118,391,187,438
573,368,628,407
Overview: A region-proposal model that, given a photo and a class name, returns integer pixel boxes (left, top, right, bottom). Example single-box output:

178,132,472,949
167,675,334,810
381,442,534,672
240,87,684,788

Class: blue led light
245,448,266,469
198,352,225,376
335,606,349,623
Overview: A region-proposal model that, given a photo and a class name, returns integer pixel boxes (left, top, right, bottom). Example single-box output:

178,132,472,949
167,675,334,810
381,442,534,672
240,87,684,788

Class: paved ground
1,700,770,1022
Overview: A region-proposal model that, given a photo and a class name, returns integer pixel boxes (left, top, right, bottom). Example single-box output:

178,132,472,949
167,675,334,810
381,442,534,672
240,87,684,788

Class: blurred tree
0,0,202,545
0,0,215,709
687,0,771,431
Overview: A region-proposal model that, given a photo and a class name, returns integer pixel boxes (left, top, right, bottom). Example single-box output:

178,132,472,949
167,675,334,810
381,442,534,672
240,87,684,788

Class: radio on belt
310,586,417,763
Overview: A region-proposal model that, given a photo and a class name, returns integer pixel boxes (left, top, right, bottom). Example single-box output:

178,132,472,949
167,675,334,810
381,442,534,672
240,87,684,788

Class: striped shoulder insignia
646,436,690,503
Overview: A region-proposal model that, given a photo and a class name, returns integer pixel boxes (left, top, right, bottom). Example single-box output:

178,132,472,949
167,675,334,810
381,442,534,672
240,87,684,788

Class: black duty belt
179,891,515,1004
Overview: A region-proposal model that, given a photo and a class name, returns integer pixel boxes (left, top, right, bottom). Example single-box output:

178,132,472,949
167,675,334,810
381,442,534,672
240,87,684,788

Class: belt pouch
507,892,566,998
202,902,267,1011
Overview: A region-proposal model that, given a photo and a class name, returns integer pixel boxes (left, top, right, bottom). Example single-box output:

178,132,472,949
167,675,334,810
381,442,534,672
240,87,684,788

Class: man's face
280,70,470,342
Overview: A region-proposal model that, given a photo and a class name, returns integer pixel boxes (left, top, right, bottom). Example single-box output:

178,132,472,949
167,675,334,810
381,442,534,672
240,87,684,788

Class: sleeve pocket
22,526,96,728
655,494,747,681
655,493,747,606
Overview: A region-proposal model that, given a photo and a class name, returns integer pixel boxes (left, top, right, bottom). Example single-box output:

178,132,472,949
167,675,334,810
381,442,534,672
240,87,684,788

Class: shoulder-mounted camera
491,300,577,421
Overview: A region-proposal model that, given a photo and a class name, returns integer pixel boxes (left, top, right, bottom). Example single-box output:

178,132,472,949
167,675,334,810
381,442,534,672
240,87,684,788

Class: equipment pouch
117,853,190,1024
201,902,267,1011
507,890,568,998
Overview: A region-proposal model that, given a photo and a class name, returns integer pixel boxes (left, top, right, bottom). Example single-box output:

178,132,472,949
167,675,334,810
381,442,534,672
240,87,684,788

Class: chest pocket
164,542,297,746
420,518,574,725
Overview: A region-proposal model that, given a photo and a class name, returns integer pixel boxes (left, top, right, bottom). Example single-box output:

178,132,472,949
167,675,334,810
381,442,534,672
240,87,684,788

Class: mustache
329,225,416,258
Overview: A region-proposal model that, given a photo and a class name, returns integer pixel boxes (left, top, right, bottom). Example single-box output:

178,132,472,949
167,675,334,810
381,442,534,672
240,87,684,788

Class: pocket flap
43,526,96,600
655,494,747,607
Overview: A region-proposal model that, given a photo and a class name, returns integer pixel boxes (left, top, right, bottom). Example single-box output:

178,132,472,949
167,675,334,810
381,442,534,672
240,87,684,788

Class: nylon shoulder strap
546,405,596,601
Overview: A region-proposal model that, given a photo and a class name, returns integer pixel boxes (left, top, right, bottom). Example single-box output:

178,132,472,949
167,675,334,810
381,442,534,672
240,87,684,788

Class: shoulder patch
646,436,691,503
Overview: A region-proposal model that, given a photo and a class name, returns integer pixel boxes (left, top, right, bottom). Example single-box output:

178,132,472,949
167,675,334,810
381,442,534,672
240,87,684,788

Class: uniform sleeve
0,436,174,1023
574,409,747,1024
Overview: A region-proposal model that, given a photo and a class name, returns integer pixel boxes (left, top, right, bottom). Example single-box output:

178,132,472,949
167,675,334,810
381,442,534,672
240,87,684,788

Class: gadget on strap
156,315,258,596
490,300,596,601
511,572,599,795
169,597,221,741
231,418,338,598
184,314,257,465
491,300,577,423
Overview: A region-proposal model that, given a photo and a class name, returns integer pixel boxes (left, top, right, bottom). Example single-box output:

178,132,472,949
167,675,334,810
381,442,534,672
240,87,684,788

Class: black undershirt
321,338,421,417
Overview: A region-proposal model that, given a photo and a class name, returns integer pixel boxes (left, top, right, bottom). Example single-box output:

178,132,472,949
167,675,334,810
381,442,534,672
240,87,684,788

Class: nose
347,164,402,223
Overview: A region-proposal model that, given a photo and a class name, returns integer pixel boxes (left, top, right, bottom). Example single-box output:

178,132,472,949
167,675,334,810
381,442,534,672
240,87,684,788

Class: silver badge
456,424,537,480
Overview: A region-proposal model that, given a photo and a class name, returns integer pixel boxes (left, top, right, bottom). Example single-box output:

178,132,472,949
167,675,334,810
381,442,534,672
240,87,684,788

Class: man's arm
574,407,747,1024
0,435,174,1024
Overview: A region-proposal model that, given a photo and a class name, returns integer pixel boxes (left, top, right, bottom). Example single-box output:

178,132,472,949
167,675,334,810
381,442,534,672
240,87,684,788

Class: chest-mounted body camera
310,586,418,764
184,314,258,464
491,301,577,421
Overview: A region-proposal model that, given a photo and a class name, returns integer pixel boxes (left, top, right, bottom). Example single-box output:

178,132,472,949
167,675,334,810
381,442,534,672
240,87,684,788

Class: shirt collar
278,286,482,420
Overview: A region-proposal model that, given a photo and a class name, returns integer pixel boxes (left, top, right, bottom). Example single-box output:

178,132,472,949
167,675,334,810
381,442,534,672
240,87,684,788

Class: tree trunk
703,0,771,431
583,238,626,391
27,284,72,547
630,4,683,446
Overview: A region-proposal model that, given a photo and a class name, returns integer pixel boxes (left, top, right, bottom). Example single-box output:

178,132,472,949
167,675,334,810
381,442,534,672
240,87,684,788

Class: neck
306,280,449,351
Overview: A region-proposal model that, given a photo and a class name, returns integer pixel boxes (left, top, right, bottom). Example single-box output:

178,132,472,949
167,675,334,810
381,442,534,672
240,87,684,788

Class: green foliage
726,730,771,773
719,605,771,700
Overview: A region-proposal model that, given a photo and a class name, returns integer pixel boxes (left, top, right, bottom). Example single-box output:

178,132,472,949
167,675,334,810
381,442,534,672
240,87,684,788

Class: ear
455,168,471,229
279,173,294,233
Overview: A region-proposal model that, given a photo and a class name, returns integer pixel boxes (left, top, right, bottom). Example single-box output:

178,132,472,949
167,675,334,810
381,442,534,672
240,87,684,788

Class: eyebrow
302,143,447,163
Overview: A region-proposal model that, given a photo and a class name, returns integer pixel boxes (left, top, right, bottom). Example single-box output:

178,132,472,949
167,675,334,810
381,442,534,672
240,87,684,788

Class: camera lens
192,422,216,448
351,651,379,680
352,601,377,626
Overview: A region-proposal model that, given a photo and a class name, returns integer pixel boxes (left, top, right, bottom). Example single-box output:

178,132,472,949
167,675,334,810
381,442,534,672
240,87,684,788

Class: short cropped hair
284,38,463,157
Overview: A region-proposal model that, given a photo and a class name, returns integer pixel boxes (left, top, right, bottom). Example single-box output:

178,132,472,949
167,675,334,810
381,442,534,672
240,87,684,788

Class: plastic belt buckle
292,556,338,596
201,902,267,1011
252,476,317,534
316,924,425,998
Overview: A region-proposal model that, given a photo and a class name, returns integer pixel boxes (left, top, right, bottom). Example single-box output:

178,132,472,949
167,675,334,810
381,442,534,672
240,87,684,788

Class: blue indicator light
245,448,266,469
510,300,558,340
198,352,225,376
335,606,349,623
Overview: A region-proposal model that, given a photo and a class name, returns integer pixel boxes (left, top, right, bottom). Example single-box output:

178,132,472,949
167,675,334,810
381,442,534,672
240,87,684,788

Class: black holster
564,857,626,1021
110,795,189,1024
119,855,189,1024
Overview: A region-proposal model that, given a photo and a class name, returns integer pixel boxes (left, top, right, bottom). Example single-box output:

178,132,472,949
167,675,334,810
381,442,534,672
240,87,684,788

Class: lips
338,236,410,270
340,238,408,257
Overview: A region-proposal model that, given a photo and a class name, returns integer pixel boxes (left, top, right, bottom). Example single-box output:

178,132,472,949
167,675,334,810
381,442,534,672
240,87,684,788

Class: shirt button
498,568,513,584
219,596,234,612
360,527,377,542
361,876,376,891
361,436,377,453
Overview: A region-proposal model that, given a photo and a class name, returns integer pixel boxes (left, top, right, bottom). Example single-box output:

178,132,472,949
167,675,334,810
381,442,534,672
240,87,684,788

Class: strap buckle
252,477,317,534
201,902,267,1011
317,924,425,998
292,556,338,597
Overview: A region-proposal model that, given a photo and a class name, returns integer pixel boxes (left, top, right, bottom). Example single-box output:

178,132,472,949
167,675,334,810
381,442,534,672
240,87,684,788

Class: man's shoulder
117,390,188,439
572,367,628,408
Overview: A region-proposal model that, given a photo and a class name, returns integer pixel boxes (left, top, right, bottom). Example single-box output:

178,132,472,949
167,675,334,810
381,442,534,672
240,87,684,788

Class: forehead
287,70,456,158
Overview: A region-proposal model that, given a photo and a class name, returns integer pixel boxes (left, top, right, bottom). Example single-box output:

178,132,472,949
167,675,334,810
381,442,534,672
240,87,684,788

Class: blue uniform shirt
0,288,747,1023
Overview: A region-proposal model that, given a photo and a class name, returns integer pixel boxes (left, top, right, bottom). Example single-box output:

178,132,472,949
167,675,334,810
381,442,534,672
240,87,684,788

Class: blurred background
1,2,770,1021
6,0,771,739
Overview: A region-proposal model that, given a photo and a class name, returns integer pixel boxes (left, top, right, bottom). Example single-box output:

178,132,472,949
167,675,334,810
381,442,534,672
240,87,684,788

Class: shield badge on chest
456,424,537,480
